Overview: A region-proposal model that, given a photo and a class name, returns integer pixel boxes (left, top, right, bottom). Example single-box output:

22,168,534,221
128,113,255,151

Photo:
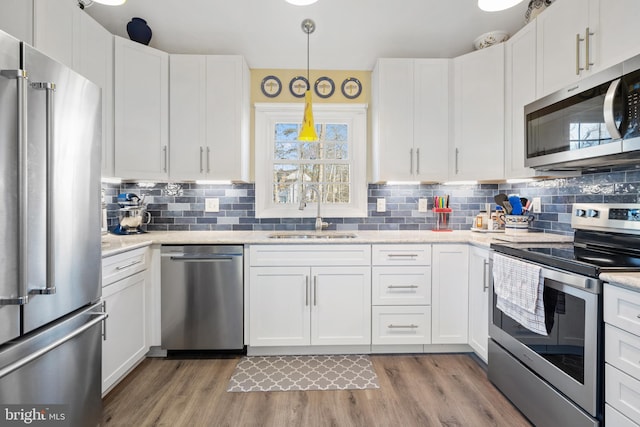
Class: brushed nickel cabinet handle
388,324,418,329
305,276,309,306
387,285,419,289
410,148,414,175
416,148,420,175
576,33,585,75
585,27,594,71
199,147,204,173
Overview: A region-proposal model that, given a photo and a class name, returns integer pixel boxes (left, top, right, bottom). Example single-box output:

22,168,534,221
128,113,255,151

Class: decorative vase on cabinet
127,18,152,45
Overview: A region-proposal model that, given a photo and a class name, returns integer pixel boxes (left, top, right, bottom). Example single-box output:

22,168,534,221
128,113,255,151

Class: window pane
323,164,350,183
275,123,300,141
273,182,300,204
301,163,321,182
324,184,350,203
275,142,299,160
301,142,319,160
273,164,299,185
324,124,348,142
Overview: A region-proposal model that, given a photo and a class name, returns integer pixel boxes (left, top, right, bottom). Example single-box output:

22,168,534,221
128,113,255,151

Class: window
255,103,367,218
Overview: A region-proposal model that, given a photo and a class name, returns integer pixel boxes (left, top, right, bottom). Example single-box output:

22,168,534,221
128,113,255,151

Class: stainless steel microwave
525,54,640,170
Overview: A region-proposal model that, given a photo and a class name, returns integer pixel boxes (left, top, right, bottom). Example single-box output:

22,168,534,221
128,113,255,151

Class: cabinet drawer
102,247,148,287
372,244,431,266
606,404,639,427
605,284,640,333
372,306,431,345
372,266,431,305
249,244,371,267
606,364,640,424
606,324,640,381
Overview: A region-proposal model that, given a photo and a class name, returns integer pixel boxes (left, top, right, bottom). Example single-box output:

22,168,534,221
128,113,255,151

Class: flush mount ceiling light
285,0,319,5
298,18,318,142
478,0,524,11
78,0,126,8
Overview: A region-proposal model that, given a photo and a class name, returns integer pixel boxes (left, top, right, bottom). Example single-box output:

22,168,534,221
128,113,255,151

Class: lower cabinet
248,245,371,348
432,244,469,344
101,247,149,395
468,246,490,362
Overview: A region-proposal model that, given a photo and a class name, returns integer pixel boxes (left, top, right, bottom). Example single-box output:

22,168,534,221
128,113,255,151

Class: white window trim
255,102,368,219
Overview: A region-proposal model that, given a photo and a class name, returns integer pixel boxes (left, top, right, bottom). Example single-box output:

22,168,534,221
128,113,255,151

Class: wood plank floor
102,354,532,427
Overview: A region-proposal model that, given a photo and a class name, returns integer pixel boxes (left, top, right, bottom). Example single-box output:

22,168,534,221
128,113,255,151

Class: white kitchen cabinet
77,11,114,177
504,21,537,180
468,246,489,362
596,0,640,70
33,0,78,69
114,36,169,180
452,44,504,181
169,55,250,182
101,246,149,395
371,58,450,182
248,245,371,349
604,283,640,425
0,0,33,44
431,244,469,344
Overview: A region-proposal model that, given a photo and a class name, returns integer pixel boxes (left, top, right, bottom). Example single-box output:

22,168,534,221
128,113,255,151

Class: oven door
489,258,602,417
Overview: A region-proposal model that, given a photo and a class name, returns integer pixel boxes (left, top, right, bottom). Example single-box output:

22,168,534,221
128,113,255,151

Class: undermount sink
267,232,357,239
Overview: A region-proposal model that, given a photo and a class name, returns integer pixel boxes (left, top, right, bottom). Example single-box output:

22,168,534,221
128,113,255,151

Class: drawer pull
115,260,142,270
388,324,419,329
387,285,418,289
387,254,418,258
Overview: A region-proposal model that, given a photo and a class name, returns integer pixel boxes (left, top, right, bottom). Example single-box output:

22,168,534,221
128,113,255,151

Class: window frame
254,102,368,219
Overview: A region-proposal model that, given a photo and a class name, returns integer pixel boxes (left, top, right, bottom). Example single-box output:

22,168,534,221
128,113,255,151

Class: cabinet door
597,0,640,69
452,44,504,181
311,266,371,346
249,267,311,346
468,246,489,362
33,0,78,69
77,12,114,177
505,21,537,179
114,36,169,180
0,0,33,44
432,244,469,344
206,56,250,181
169,55,206,181
413,59,450,182
102,270,146,394
371,59,414,181
536,0,592,97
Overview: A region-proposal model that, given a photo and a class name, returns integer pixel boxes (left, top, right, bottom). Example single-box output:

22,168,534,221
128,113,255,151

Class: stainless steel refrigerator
0,30,105,426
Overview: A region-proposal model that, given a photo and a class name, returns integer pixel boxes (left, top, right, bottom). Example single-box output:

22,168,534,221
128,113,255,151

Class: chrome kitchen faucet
299,184,328,232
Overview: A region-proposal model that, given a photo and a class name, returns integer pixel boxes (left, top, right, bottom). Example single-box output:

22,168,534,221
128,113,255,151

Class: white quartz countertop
600,272,640,292
101,230,572,258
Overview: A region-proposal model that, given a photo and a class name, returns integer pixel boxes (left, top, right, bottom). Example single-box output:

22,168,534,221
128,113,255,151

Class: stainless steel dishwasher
161,245,244,351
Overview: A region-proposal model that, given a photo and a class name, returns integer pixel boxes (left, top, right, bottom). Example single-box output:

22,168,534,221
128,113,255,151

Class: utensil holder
432,208,452,232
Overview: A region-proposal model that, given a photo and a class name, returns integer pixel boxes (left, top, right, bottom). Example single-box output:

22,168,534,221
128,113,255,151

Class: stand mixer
110,193,152,235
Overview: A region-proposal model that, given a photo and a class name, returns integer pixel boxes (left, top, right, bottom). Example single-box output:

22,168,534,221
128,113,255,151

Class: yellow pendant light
298,19,318,142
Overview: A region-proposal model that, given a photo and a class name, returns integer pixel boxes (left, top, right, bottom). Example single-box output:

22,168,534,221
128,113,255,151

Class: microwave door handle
603,78,623,140
29,82,56,296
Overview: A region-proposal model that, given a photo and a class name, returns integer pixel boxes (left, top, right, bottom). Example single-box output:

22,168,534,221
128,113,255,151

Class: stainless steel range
489,203,640,427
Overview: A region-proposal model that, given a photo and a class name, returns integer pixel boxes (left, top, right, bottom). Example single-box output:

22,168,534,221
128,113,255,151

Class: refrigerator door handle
0,312,107,380
0,69,29,306
28,81,56,296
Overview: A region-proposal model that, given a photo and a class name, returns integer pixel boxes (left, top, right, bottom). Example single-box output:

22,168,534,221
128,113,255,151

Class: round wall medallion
341,77,362,99
260,75,282,98
314,77,335,98
289,76,309,98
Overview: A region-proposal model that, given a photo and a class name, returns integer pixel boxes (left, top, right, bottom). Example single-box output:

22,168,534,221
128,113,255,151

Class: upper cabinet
0,0,33,44
536,0,640,98
504,21,537,179
371,58,450,182
169,55,250,182
114,36,169,180
33,0,78,69
78,13,114,177
452,44,505,181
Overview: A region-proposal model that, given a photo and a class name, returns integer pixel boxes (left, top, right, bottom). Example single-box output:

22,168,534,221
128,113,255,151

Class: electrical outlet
205,198,219,213
532,197,542,213
376,198,386,213
418,198,428,213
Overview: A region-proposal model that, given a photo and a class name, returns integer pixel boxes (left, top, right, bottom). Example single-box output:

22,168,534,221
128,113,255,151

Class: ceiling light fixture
298,19,318,142
285,0,319,6
477,0,524,11
78,0,126,9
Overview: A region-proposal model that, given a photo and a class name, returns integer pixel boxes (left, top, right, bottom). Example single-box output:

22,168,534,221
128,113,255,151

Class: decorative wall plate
341,77,362,99
314,76,335,98
289,76,309,98
260,75,282,98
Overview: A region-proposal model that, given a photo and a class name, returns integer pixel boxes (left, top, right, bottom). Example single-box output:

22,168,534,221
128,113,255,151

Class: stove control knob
587,209,599,218
576,209,586,217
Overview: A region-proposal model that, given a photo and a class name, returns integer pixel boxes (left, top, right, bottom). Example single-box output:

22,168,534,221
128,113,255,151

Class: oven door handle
539,265,600,292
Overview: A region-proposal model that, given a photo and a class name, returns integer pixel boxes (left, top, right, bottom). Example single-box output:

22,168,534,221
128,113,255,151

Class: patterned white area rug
227,354,380,392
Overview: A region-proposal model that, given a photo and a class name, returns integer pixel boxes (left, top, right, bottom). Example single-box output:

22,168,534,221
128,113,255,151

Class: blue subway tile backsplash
103,165,640,236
